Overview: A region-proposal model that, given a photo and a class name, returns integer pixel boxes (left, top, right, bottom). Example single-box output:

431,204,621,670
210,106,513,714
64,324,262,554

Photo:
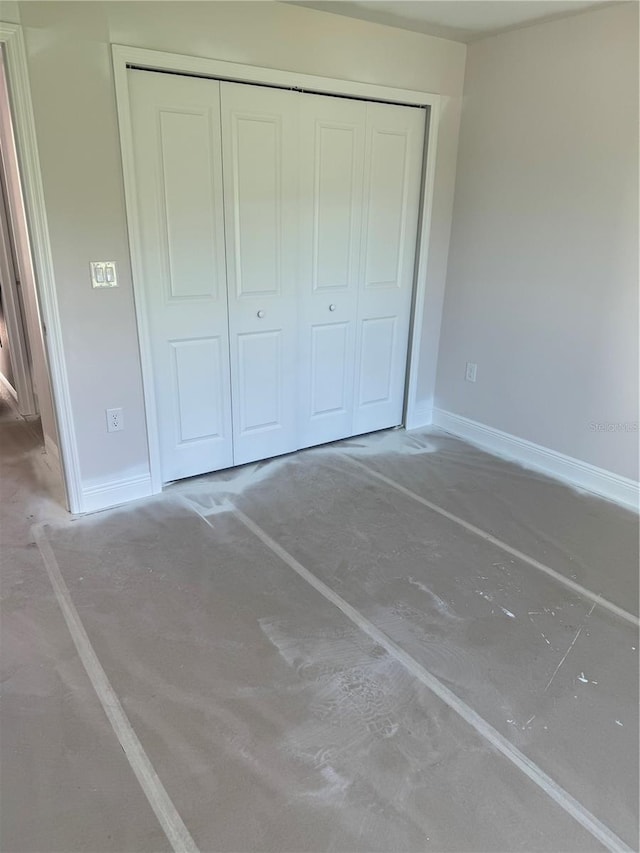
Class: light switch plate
91,261,118,288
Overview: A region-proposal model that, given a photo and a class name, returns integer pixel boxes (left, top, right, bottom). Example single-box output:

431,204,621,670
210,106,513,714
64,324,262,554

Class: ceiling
290,1,615,43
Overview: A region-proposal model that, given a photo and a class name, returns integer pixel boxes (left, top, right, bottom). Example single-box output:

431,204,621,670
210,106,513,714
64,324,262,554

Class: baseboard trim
432,409,639,512
405,401,433,431
81,473,153,514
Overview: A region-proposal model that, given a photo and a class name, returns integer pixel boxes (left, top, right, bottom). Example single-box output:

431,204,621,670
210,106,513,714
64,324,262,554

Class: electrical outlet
465,362,477,383
106,407,124,432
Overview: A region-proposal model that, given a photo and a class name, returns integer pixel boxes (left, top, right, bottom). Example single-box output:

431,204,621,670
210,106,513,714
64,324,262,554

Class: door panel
357,316,397,407
298,94,366,448
221,82,299,465
353,102,425,435
362,130,408,288
170,337,226,443
312,124,359,291
161,111,221,300
310,322,350,417
232,116,280,297
129,70,233,482
237,330,282,434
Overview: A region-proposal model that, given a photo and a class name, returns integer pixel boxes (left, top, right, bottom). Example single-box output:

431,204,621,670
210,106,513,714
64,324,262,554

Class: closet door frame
113,44,441,496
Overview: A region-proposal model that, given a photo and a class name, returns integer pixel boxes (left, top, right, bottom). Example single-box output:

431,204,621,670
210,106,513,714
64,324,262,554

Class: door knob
329,304,336,312
257,310,265,318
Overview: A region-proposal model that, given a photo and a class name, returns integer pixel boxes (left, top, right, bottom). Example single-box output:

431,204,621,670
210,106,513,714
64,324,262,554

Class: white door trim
404,101,440,431
112,44,442,494
0,23,80,512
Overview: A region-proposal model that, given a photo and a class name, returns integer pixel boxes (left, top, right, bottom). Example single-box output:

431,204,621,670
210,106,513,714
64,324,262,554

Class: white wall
12,0,465,502
435,2,639,482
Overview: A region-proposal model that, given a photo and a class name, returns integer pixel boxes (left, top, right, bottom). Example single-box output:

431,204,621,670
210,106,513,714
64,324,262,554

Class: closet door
128,70,233,483
297,93,366,449
220,82,299,466
353,102,425,435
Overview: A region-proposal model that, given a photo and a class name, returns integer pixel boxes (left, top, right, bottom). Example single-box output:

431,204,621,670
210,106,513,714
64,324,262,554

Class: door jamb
112,44,441,494
0,163,36,414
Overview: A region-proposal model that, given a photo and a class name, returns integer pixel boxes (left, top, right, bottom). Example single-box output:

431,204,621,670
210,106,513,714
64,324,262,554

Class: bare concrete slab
0,393,169,853
40,500,602,851
337,429,639,615
1,549,171,853
220,450,638,847
4,401,638,852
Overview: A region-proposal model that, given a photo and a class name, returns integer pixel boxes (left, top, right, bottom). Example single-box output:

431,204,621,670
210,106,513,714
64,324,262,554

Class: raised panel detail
358,317,397,406
170,338,225,442
364,131,408,288
314,124,357,291
310,323,349,417
232,116,281,297
237,331,281,434
160,110,219,300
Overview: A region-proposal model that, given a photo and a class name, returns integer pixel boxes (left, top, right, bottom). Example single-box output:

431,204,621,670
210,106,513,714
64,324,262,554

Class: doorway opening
0,45,65,506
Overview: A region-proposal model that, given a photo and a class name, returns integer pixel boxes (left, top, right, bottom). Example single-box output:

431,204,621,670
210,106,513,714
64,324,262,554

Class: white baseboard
81,473,153,514
432,409,640,512
405,400,433,431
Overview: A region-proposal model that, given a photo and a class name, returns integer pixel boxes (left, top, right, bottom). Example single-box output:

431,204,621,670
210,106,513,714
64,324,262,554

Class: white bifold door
128,69,425,484
129,72,232,482
297,92,424,447
219,83,300,466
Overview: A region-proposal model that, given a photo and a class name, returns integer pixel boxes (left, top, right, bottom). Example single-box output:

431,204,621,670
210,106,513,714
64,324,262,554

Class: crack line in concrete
544,603,596,692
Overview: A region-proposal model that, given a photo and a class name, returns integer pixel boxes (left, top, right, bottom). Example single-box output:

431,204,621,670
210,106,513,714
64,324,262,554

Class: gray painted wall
436,2,639,481
15,0,466,492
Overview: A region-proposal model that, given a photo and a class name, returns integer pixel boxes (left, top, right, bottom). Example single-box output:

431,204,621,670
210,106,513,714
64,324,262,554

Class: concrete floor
1,390,638,852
